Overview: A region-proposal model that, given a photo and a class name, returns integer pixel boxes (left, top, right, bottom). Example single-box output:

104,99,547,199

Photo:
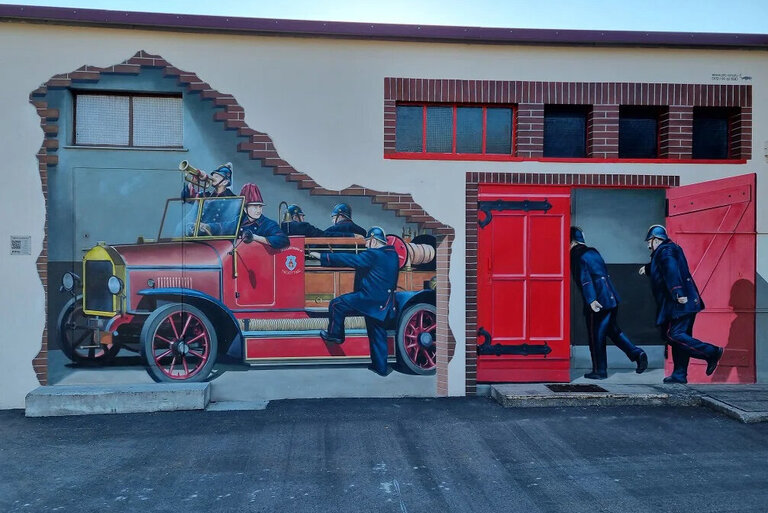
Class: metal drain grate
546,384,608,393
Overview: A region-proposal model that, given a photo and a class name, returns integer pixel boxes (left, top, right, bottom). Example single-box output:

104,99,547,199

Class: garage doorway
470,172,755,388
569,188,666,383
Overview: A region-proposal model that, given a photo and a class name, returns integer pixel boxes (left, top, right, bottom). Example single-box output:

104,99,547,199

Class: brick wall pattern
384,78,751,160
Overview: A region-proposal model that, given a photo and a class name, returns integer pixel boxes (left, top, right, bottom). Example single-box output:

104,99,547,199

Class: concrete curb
699,396,768,424
491,383,703,409
490,383,768,423
25,383,211,417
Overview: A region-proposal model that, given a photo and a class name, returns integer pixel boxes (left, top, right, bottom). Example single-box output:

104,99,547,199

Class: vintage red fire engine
58,195,438,382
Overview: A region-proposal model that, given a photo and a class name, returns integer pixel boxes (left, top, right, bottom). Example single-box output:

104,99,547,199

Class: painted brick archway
30,51,456,393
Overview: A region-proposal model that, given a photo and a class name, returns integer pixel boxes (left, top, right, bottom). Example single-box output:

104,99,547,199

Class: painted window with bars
74,92,183,147
395,104,515,157
692,107,734,160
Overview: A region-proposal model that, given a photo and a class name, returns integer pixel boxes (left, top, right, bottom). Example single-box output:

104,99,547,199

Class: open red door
477,185,571,382
666,173,756,383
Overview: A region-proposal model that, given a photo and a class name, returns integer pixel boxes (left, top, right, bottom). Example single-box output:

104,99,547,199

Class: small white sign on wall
10,235,31,256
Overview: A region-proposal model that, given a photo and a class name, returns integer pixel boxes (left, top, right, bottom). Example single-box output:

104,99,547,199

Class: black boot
635,352,648,374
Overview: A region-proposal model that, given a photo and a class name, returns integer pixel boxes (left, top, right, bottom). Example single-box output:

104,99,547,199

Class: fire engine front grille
85,260,113,312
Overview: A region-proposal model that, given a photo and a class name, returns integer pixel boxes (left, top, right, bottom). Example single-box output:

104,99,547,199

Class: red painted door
477,185,571,382
666,173,756,383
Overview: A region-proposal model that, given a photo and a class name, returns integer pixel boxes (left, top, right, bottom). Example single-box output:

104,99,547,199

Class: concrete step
690,385,768,424
25,383,210,417
491,383,701,408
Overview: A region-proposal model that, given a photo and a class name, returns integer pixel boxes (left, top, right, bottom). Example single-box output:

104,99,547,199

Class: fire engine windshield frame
157,197,244,241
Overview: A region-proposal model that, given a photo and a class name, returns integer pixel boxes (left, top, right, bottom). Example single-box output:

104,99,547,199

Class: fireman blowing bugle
179,160,235,199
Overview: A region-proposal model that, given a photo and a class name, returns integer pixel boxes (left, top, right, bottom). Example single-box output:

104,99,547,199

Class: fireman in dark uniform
181,163,237,236
570,227,648,379
238,183,289,249
640,225,723,383
281,204,356,238
324,203,367,237
181,162,235,200
309,227,399,376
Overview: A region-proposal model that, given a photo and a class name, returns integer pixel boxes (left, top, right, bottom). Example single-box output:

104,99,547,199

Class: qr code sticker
10,236,31,255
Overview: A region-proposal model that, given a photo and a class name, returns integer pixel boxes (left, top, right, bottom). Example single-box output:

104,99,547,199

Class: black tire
141,303,218,383
396,303,437,375
57,296,120,364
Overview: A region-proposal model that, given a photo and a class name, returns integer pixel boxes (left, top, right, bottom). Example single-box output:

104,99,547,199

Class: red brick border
384,78,752,160
464,172,679,395
30,51,455,389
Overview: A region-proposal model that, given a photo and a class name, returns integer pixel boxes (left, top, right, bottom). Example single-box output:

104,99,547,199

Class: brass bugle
178,160,212,188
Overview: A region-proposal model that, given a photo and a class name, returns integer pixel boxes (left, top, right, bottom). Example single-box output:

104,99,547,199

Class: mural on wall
473,176,755,385
569,226,649,380
37,52,454,388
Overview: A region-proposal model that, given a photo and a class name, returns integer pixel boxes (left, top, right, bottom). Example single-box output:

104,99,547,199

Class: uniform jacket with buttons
240,215,289,249
570,244,619,312
320,245,400,322
281,220,355,238
324,219,367,237
644,239,704,325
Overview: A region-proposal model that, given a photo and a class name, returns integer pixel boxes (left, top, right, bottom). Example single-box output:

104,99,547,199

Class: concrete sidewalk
491,383,768,423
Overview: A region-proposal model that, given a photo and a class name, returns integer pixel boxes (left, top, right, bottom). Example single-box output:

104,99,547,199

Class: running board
244,330,395,361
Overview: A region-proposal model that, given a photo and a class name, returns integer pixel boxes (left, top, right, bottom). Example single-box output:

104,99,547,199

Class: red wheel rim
402,308,437,371
151,310,210,380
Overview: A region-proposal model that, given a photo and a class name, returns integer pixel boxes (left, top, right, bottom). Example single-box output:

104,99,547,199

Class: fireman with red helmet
238,183,288,249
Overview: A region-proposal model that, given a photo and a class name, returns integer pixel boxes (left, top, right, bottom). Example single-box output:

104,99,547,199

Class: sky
2,0,767,34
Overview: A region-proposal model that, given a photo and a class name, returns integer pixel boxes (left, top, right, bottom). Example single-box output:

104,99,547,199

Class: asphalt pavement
2,398,768,512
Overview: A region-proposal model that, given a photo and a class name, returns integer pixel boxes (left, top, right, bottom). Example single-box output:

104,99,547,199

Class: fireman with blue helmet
640,224,723,383
324,203,367,237
309,226,399,376
570,226,648,379
281,204,355,238
181,162,235,200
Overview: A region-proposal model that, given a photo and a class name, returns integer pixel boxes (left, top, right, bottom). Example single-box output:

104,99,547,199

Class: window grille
75,92,183,147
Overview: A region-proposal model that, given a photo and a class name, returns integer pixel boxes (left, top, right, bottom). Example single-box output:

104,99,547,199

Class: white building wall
0,22,766,407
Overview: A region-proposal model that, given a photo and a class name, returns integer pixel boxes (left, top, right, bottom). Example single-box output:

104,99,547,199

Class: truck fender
137,288,242,353
393,289,436,328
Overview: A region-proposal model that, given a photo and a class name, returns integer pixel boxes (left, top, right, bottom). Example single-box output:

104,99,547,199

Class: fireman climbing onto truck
309,227,400,376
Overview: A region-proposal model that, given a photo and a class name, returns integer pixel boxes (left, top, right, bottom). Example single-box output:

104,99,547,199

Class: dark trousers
328,295,389,375
586,307,644,374
662,313,720,380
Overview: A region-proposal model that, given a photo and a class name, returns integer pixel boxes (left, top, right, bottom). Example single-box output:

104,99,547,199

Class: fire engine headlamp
61,272,78,291
107,275,123,295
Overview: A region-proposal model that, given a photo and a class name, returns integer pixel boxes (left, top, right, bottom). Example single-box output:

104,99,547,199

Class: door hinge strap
478,199,552,228
477,327,552,356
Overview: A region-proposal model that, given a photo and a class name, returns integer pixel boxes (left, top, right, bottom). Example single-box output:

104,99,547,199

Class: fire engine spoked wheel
58,296,120,364
396,303,437,375
141,303,218,383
